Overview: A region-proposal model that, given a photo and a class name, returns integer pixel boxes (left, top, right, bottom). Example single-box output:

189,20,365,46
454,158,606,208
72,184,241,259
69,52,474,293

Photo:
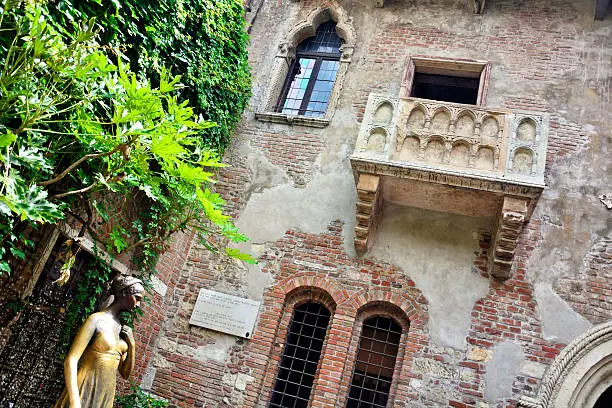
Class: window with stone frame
268,301,332,408
345,316,403,408
400,56,491,106
256,5,356,127
274,21,342,118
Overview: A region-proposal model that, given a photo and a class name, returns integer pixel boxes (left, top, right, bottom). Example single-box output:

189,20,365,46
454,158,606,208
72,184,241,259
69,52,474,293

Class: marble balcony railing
353,94,549,187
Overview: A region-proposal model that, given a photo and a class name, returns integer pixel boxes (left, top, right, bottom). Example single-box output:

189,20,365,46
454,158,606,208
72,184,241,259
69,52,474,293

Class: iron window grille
268,302,332,408
346,316,403,408
275,21,342,118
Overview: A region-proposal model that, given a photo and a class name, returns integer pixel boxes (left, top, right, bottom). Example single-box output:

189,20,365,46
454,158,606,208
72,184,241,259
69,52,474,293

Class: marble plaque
189,289,260,338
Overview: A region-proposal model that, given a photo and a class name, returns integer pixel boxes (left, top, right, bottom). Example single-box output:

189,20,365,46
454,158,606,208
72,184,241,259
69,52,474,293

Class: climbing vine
48,0,252,153
0,0,254,339
60,253,113,350
116,383,168,408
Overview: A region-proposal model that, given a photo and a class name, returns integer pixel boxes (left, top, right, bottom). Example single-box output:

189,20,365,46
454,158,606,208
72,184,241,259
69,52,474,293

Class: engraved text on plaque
189,289,261,338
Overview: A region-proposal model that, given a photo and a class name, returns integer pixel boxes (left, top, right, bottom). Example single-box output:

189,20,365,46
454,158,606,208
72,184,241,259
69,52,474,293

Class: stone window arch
519,321,612,408
256,4,356,128
275,21,342,118
341,303,411,408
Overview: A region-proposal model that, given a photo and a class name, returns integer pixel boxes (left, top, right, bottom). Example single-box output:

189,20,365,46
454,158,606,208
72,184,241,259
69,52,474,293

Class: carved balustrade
350,94,550,279
353,94,548,186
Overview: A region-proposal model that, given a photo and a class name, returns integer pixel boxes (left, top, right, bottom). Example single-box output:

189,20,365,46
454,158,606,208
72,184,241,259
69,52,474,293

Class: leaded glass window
276,21,342,117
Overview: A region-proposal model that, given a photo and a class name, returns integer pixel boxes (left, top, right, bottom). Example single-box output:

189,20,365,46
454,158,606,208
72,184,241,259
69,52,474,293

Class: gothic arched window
269,302,332,408
275,21,342,118
346,316,403,408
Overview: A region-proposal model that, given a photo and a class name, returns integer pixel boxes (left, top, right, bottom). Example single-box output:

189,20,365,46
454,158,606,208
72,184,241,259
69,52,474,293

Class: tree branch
38,143,126,187
51,182,98,199
64,209,101,244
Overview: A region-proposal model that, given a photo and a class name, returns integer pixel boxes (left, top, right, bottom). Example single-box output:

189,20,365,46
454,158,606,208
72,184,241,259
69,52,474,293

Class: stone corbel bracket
354,174,383,252
489,196,529,279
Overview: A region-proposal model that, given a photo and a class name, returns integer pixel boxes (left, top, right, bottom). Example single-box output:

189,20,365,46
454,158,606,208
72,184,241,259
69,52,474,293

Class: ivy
116,383,168,408
60,254,113,351
48,0,251,153
0,0,254,339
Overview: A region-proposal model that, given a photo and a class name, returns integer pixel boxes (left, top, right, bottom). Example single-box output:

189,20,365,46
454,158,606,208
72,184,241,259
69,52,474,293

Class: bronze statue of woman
54,275,144,408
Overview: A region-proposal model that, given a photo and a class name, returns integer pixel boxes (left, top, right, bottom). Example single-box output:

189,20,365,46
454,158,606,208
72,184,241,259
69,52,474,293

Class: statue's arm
119,325,135,379
64,314,97,408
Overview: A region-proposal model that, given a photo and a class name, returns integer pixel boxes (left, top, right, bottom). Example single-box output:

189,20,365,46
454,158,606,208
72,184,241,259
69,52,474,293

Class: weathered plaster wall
368,205,491,349
142,1,611,407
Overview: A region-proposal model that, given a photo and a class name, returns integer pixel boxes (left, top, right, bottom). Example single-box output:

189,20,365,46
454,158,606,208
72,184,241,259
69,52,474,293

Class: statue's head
111,275,144,311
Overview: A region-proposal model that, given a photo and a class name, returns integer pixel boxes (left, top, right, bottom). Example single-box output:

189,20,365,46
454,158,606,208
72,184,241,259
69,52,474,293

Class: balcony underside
352,163,542,279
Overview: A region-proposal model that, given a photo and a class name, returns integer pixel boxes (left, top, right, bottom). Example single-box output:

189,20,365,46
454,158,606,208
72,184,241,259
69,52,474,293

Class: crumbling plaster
484,341,525,403
236,0,610,355
233,132,491,351
343,0,611,344
233,139,358,300
534,282,592,343
236,142,357,251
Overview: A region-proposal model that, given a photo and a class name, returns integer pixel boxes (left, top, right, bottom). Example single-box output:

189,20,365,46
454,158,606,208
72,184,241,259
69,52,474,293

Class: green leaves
46,0,251,153
0,132,16,148
1,5,256,342
150,134,187,162
109,226,129,253
116,383,169,408
10,184,63,222
225,248,257,264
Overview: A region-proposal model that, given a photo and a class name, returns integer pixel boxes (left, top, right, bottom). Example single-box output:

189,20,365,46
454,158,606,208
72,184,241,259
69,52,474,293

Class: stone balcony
350,94,550,279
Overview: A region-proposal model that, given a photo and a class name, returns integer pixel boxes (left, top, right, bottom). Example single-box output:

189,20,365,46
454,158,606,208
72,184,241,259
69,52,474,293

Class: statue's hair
111,275,144,298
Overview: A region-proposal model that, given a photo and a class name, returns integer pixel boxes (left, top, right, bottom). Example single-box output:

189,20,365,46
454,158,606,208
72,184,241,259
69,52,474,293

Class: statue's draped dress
54,330,127,408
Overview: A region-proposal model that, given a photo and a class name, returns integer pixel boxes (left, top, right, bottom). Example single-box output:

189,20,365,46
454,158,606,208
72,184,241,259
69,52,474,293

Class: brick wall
554,236,612,325
251,130,324,185
119,230,197,391
366,2,581,81
450,220,565,408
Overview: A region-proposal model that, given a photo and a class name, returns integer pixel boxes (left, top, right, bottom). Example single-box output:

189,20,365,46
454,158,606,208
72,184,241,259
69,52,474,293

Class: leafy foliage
0,2,255,279
116,384,169,408
48,0,251,153
61,253,113,349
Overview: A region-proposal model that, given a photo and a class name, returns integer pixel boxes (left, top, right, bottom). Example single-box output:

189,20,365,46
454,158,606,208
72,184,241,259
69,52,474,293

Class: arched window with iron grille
268,301,332,408
346,316,403,408
275,21,342,118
